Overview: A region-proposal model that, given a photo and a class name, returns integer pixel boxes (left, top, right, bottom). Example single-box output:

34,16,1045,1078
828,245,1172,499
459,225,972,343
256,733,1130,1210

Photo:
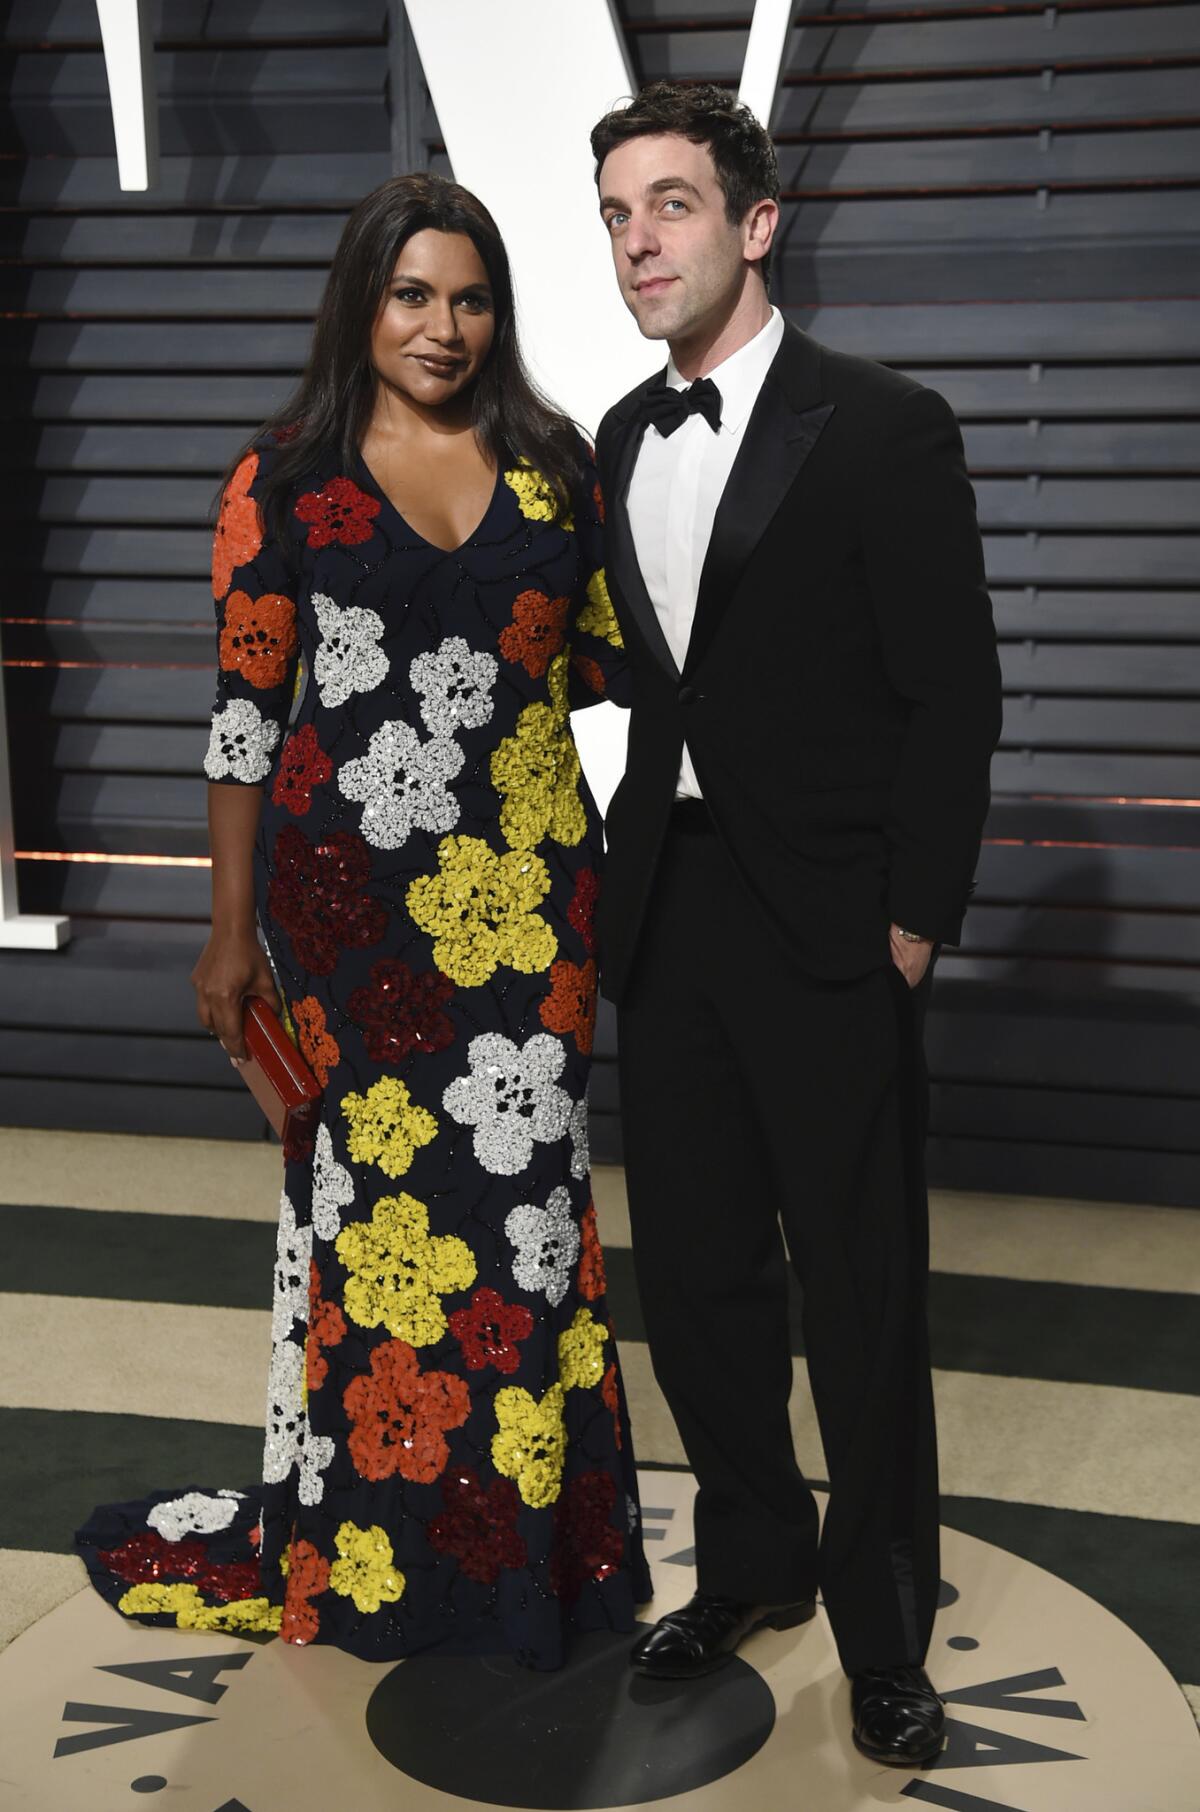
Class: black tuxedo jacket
593,321,1004,1003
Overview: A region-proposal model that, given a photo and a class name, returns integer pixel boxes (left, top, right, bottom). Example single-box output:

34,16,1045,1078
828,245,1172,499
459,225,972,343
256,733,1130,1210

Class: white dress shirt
626,305,785,800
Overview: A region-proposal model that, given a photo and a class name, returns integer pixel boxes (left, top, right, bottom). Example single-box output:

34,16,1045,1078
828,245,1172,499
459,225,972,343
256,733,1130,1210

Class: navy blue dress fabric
76,431,651,1669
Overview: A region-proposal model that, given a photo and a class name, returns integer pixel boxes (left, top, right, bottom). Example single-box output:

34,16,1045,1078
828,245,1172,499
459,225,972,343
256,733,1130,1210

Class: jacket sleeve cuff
888,875,976,949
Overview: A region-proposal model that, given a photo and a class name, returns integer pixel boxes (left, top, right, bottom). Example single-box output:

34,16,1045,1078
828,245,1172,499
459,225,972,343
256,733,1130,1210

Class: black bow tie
634,376,722,439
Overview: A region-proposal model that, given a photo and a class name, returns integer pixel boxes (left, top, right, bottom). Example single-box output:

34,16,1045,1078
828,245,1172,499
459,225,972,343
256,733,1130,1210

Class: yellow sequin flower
504,460,573,530
118,1582,282,1634
557,1307,608,1391
340,1075,438,1180
576,569,622,648
328,1520,406,1615
491,1382,567,1508
335,1191,476,1345
407,835,557,987
490,656,586,851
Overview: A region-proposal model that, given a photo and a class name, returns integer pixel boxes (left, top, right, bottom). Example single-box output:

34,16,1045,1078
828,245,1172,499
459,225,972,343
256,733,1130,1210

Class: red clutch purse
239,995,322,1144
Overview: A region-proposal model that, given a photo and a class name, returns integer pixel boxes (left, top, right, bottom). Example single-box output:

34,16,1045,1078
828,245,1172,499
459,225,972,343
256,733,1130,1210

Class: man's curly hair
591,82,780,287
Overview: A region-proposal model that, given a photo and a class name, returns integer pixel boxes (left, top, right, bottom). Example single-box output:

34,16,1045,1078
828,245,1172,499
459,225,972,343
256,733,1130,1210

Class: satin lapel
606,414,681,682
683,383,836,680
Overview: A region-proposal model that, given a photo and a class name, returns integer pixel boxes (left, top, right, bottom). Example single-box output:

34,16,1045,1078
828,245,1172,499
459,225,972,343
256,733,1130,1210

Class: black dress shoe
631,1590,816,1679
850,1664,946,1767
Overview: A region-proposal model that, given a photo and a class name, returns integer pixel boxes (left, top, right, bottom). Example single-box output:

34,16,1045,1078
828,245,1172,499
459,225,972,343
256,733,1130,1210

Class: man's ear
744,197,780,266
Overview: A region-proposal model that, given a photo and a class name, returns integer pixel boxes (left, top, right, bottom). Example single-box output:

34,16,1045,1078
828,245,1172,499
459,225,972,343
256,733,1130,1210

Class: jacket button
678,684,699,707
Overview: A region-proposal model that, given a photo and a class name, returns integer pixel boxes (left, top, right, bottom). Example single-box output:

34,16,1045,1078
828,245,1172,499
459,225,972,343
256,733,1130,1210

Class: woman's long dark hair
224,174,585,539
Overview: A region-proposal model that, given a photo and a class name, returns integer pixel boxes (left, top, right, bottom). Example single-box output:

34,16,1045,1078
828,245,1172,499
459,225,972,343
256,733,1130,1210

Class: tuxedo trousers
616,807,940,1674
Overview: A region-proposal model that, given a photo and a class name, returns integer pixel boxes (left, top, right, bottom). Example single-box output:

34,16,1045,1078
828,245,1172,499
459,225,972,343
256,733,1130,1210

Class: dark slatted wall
611,0,1200,1204
3,1,1198,1204
0,0,441,1137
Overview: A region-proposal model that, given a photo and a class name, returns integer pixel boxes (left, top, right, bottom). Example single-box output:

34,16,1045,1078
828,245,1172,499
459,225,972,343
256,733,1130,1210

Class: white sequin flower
204,697,280,783
504,1186,580,1307
262,1335,334,1506
298,1429,336,1507
271,1189,311,1350
311,1122,355,1240
263,1335,305,1486
410,636,497,738
442,1031,572,1176
337,719,463,851
146,1489,244,1544
312,593,388,708
568,1096,590,1181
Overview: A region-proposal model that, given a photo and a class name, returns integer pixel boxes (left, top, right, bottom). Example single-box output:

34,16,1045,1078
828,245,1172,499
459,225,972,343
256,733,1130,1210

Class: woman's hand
191,928,280,1062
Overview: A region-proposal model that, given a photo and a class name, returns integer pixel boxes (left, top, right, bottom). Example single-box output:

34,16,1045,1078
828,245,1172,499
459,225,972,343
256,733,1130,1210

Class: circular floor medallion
366,1628,776,1807
4,1473,1197,1812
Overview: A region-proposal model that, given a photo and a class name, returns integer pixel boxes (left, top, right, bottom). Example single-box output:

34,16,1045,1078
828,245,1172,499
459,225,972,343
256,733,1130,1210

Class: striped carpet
1,1125,1197,1726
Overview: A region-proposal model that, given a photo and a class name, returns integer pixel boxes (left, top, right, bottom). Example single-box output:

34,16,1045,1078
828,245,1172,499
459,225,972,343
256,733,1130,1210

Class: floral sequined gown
76,433,652,1667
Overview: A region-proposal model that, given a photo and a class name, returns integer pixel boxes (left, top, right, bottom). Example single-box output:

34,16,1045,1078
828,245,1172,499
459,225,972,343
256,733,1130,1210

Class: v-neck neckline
355,446,502,558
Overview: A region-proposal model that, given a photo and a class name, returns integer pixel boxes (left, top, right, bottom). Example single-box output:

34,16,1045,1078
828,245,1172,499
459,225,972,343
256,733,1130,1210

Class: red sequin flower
212,452,262,600
567,868,599,956
498,589,569,679
549,1471,623,1602
347,959,455,1065
281,1537,330,1644
219,590,297,690
426,1468,528,1585
98,1532,262,1604
602,1361,622,1450
571,654,606,696
343,1338,470,1484
267,825,387,976
593,480,605,525
447,1286,534,1375
538,958,597,1054
273,725,333,815
100,1531,203,1583
293,477,380,550
577,1201,606,1302
306,1257,347,1393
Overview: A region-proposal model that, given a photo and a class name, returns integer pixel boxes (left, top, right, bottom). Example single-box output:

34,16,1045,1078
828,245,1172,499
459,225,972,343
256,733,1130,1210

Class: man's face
598,133,749,343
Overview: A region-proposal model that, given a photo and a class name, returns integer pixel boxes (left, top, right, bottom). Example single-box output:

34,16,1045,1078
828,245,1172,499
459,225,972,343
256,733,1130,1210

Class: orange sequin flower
593,479,605,525
218,590,297,690
498,589,570,679
292,995,340,1089
538,958,597,1054
212,452,262,600
306,1258,347,1394
577,1200,606,1301
570,653,606,696
343,1339,470,1484
281,1538,330,1645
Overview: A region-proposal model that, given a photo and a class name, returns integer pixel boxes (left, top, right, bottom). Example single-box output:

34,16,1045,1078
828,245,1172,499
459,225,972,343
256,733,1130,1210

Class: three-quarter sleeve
203,441,302,786
567,447,631,712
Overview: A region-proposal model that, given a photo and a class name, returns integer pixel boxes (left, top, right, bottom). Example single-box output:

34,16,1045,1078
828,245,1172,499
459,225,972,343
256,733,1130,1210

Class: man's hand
889,924,934,989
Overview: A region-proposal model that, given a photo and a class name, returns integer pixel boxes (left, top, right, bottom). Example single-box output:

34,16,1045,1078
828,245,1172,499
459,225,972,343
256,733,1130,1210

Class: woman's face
370,227,495,409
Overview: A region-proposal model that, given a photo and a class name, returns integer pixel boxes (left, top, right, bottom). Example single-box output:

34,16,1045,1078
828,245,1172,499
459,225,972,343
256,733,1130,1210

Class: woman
75,174,651,1669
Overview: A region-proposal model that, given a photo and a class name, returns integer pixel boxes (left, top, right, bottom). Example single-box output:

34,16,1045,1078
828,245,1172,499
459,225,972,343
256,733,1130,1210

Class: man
589,82,1002,1768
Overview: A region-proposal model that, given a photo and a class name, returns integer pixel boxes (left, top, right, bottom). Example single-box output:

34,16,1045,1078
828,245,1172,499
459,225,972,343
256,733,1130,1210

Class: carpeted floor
1,1125,1197,1723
